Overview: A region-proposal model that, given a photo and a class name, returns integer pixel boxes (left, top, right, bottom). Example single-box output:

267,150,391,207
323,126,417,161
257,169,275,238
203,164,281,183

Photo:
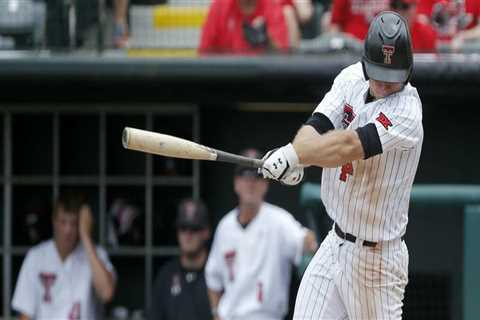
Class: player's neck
180,249,207,270
237,203,260,226
54,240,76,261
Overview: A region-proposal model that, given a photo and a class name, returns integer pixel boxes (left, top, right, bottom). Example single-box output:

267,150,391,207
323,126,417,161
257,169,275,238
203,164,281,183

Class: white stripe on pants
293,229,409,320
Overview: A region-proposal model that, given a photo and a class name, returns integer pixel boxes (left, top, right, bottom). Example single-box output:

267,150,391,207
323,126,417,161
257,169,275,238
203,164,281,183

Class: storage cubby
106,186,146,247
59,114,100,175
2,106,199,319
12,114,53,175
106,114,146,176
12,185,53,246
153,186,193,246
108,257,146,319
153,115,194,177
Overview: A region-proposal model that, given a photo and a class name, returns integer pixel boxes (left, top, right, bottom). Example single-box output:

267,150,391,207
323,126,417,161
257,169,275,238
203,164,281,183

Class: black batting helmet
362,11,413,83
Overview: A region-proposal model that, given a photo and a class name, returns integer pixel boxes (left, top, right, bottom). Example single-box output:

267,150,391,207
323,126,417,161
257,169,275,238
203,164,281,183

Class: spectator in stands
205,148,318,320
328,0,388,40
282,0,315,47
199,0,293,54
416,0,480,51
391,0,438,52
12,193,116,320
149,198,212,320
113,0,129,48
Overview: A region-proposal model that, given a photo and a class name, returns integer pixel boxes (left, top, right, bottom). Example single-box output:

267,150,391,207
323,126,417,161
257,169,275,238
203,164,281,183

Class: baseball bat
122,127,264,168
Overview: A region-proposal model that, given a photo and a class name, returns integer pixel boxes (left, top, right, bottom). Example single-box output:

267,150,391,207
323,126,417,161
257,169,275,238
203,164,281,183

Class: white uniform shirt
12,240,115,320
205,202,307,320
314,62,423,242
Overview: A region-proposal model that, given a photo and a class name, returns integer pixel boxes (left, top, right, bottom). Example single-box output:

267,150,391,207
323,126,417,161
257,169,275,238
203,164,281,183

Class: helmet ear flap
404,66,412,84
361,58,369,81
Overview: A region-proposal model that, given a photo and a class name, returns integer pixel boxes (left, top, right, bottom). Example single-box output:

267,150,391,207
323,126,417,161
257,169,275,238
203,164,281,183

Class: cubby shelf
1,106,200,319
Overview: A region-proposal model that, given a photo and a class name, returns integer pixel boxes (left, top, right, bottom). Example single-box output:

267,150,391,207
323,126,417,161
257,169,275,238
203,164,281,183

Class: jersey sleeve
312,68,350,129
12,250,37,318
370,95,423,152
278,211,307,266
205,228,225,292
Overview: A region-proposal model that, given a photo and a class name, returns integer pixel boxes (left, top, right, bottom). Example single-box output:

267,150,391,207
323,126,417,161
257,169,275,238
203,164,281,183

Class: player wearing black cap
149,199,212,320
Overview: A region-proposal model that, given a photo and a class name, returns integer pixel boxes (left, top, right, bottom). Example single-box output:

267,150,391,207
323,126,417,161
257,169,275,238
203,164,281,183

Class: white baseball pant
293,228,408,320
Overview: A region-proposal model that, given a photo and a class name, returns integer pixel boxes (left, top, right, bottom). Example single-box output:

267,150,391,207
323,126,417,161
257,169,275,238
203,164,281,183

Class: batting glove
259,143,302,185
280,166,304,186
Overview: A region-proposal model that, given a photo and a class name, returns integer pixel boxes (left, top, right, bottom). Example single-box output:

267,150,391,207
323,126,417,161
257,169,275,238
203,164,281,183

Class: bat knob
122,128,130,149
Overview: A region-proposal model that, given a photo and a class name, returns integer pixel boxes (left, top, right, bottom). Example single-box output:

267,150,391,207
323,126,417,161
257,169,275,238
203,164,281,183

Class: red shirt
199,0,289,55
331,0,389,40
410,19,438,52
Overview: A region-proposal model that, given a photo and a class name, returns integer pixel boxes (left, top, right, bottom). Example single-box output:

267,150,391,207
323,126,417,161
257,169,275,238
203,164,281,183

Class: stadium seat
128,0,209,57
0,0,46,49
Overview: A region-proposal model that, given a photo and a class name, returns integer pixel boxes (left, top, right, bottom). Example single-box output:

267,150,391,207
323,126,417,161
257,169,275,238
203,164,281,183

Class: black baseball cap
234,148,263,178
176,198,209,229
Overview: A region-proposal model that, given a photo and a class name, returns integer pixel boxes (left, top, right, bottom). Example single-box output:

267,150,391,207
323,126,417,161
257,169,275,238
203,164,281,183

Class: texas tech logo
382,45,395,64
342,103,356,129
224,250,236,281
39,272,56,302
376,112,392,130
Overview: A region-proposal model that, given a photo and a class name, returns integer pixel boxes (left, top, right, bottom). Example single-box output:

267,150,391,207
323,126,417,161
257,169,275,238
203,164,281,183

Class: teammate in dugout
205,148,318,320
149,198,212,320
259,11,423,319
12,193,116,320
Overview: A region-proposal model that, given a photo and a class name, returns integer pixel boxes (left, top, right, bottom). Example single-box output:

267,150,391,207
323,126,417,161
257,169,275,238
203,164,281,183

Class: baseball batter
12,194,116,320
260,11,423,319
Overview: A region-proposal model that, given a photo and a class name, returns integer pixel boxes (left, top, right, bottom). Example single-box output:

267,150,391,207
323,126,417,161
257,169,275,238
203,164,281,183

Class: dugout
0,53,479,319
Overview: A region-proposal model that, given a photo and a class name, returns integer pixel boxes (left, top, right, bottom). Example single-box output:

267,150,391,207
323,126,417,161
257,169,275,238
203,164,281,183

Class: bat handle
215,150,264,168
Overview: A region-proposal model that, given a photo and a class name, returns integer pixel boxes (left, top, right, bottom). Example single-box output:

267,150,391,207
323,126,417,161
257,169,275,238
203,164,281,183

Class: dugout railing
300,182,480,320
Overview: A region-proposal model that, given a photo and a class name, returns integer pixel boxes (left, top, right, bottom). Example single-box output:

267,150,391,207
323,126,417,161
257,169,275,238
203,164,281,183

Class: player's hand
79,204,94,241
259,143,301,185
280,166,304,186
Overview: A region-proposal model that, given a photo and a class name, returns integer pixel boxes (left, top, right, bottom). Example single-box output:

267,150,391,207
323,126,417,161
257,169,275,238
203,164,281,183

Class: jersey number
257,282,263,303
340,162,353,182
68,302,81,320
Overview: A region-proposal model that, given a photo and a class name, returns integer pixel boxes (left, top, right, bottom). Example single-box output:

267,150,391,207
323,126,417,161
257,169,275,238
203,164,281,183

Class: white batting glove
259,143,301,185
280,166,304,186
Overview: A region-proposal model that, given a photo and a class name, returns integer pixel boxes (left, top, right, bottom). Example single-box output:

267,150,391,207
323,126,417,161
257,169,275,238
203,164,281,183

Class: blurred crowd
0,0,479,53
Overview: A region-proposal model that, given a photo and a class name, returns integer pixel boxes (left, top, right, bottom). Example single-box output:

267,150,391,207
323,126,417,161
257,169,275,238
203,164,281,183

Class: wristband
283,143,300,167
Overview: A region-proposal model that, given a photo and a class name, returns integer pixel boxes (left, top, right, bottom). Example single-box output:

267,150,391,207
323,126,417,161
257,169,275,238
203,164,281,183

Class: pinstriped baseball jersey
313,62,423,242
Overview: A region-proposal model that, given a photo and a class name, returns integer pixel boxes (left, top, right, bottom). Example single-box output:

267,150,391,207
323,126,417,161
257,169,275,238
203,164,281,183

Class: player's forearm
207,288,223,319
82,237,116,303
293,0,314,23
303,230,318,253
292,125,364,168
459,25,480,41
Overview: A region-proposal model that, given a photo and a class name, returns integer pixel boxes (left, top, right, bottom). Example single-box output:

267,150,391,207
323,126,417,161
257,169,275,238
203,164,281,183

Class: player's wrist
282,143,299,168
211,307,219,318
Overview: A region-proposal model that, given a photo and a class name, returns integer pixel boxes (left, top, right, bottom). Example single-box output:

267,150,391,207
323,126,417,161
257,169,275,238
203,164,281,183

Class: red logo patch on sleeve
376,112,392,130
